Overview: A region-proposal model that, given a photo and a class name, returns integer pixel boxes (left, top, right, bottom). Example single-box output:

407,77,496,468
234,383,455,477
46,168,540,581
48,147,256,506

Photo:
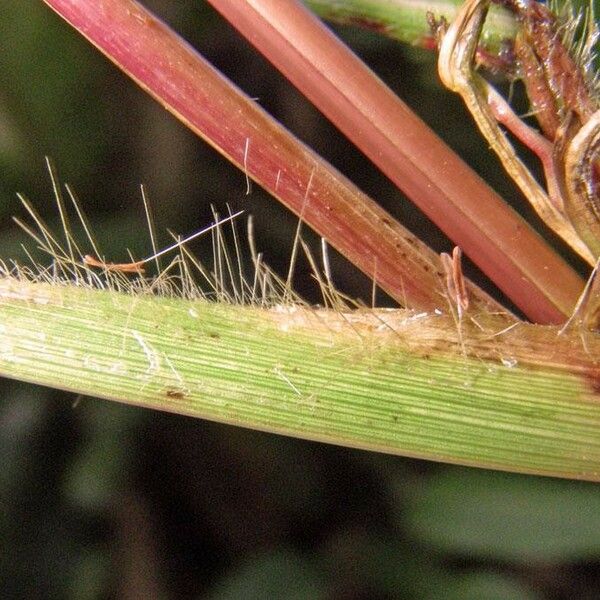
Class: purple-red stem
43,0,506,314
41,0,583,322
206,0,585,323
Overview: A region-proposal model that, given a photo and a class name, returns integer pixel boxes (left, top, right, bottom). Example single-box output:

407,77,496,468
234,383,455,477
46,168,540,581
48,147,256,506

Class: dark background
1,1,599,598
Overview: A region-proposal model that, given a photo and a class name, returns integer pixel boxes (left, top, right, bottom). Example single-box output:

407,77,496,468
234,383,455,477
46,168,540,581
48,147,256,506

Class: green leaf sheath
304,0,518,54
0,277,598,480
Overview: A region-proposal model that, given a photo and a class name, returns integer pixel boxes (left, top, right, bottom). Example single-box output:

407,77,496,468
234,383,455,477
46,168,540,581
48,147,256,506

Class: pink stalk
42,0,503,313
41,0,582,322
205,0,584,322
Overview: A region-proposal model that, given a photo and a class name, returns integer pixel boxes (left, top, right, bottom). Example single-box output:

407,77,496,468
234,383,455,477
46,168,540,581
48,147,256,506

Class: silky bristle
4,161,354,311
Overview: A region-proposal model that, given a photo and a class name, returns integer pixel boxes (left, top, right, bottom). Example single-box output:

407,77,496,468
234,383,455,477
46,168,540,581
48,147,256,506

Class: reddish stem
205,0,583,323
42,0,584,322
43,0,469,312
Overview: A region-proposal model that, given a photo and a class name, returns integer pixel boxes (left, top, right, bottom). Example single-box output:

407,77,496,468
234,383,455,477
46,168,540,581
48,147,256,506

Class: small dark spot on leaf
347,16,390,34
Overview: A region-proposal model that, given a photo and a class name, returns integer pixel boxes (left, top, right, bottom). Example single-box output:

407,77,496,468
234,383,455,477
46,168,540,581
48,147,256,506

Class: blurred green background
1,1,599,598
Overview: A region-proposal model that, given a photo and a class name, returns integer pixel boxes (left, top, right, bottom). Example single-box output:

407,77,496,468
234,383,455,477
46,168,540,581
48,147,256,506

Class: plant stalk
0,276,598,480
206,0,585,323
43,0,584,322
42,0,485,313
